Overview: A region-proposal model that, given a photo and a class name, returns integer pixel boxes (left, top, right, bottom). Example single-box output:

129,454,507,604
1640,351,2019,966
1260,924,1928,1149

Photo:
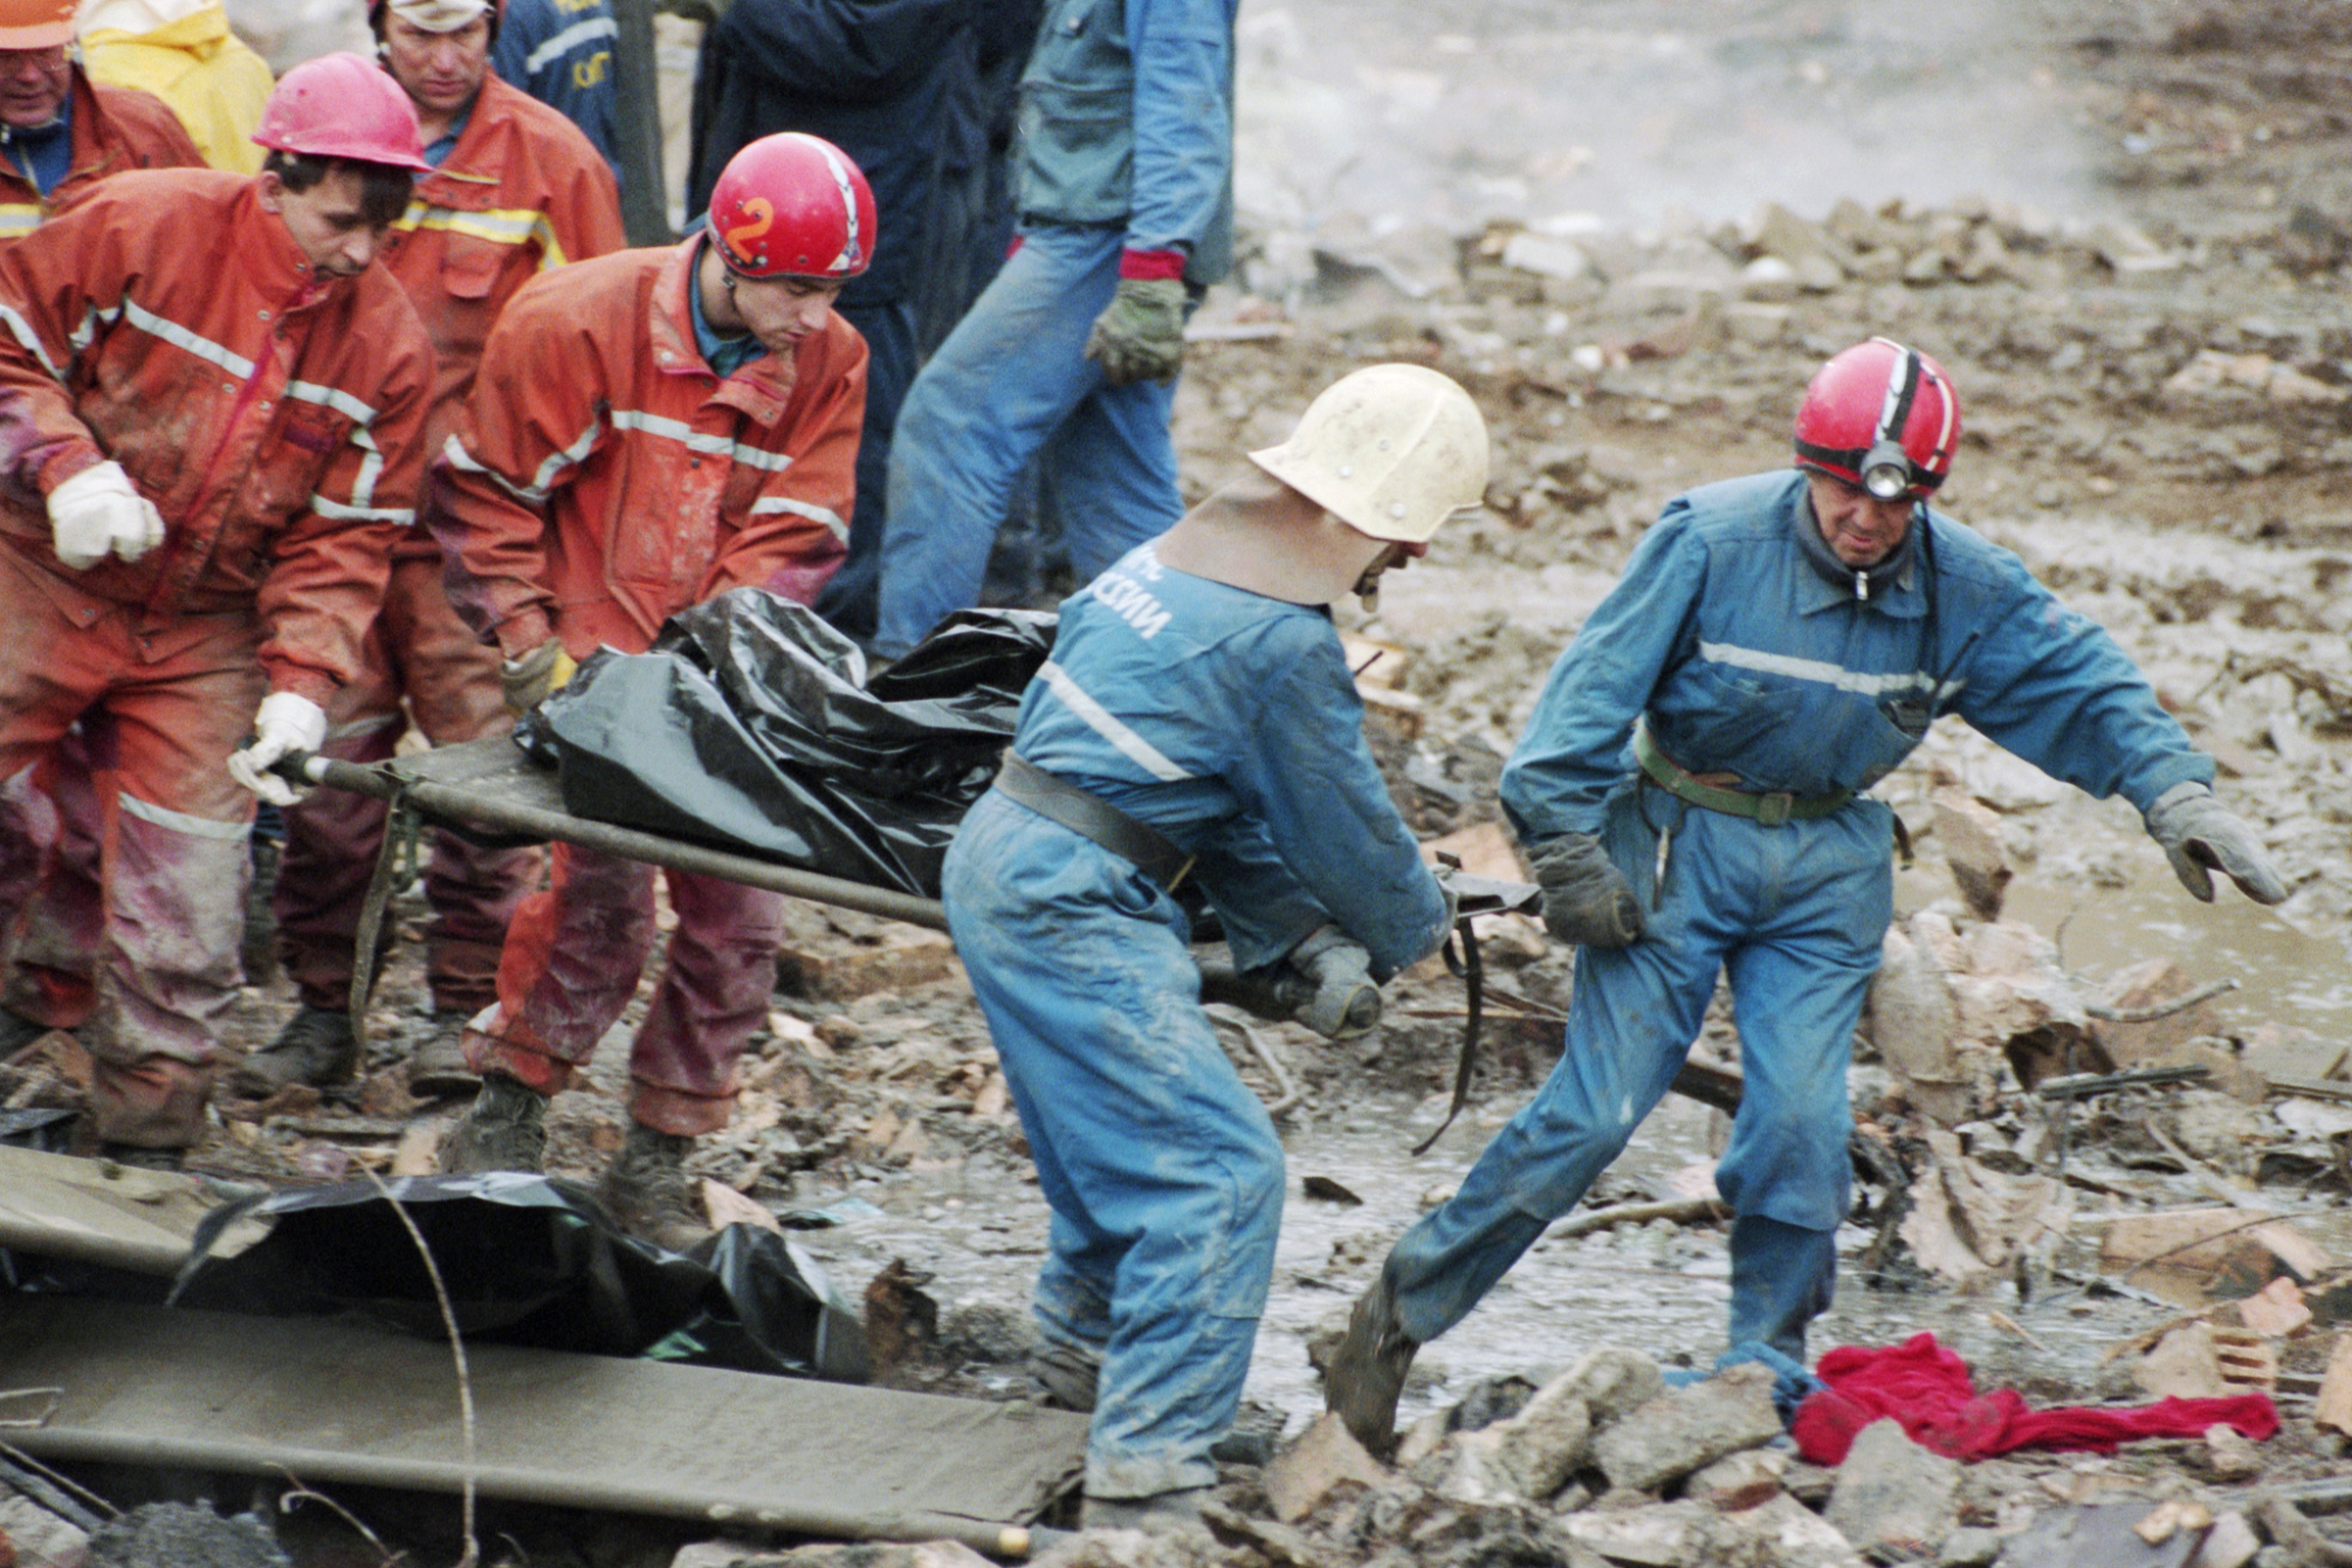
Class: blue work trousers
1387,781,1892,1363
943,791,1284,1497
814,297,918,644
875,224,1183,658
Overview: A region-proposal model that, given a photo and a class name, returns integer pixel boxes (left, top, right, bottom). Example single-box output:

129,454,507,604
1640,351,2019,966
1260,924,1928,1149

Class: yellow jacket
80,3,272,175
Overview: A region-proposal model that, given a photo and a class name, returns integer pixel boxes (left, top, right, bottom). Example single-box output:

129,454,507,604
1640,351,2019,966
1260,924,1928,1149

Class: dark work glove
2144,782,2287,906
1284,924,1380,1039
1529,833,1645,948
1083,276,1186,386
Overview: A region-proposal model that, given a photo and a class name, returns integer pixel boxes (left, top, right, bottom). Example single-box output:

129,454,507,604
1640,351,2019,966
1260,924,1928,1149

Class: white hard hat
1248,364,1490,544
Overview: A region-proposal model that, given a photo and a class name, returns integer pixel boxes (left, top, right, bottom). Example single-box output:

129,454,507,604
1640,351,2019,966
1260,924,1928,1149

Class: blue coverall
943,541,1450,1497
492,0,622,187
1382,470,2214,1363
875,0,1238,659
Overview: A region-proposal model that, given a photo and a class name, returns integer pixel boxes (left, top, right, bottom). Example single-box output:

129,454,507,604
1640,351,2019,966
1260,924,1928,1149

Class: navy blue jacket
687,0,981,311
492,0,622,185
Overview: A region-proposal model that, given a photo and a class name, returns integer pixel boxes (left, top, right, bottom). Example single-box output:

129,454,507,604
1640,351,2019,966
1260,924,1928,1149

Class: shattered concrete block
1739,201,1849,290
1561,1500,1713,1566
1491,1379,1592,1500
1737,255,1799,302
1936,1525,2007,1566
776,926,957,1000
1931,788,2010,921
1554,1347,1664,1431
1427,1425,1512,1506
1501,231,1592,280
1264,1412,1390,1523
1824,1418,1961,1561
2200,1422,2265,1483
1683,1447,1789,1511
2100,1209,2329,1307
1590,1362,1782,1493
1394,1406,1452,1469
2317,1332,2352,1437
2235,1277,2312,1340
1725,1494,1868,1568
2134,1321,2276,1400
2090,959,2227,1068
1900,1126,2072,1285
1867,922,1968,1122
2189,1509,2260,1568
1720,302,1790,346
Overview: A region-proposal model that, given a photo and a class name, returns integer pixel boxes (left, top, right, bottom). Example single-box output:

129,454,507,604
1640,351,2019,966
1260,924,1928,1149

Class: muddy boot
1323,1270,1419,1455
228,1006,359,1098
438,1072,548,1174
1028,1340,1102,1412
1079,1489,1208,1534
406,1010,481,1100
594,1122,711,1252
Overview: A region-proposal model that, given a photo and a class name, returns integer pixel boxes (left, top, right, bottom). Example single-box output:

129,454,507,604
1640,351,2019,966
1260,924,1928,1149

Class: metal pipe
5,1428,1038,1559
300,756,950,933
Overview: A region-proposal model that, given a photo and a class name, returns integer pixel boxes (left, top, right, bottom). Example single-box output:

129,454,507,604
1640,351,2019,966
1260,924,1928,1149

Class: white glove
226,692,327,807
48,461,166,570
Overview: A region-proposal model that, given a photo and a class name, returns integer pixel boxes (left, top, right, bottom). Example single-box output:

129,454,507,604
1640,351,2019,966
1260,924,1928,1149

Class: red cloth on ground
1791,1332,2278,1465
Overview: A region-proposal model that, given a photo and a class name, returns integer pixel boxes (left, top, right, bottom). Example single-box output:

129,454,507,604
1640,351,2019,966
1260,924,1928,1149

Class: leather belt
992,751,1197,891
1632,718,1851,828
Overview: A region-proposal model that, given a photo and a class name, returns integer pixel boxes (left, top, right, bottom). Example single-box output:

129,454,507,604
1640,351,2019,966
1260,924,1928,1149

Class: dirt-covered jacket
428,235,865,660
0,169,435,702
381,70,624,472
0,65,204,242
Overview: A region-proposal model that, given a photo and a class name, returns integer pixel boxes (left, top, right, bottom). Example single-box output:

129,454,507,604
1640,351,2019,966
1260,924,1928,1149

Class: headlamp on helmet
1792,337,1962,503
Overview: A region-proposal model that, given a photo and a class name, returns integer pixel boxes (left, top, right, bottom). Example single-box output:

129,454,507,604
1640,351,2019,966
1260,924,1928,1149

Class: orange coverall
427,234,863,1134
272,71,626,1024
0,169,433,1144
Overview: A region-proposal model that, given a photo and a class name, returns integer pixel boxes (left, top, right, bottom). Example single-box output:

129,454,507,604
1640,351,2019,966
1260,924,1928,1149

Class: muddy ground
12,0,2352,1564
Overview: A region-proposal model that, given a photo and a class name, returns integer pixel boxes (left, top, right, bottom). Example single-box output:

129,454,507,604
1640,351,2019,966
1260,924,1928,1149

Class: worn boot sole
406,1029,481,1100
226,1042,359,1099
1323,1273,1418,1455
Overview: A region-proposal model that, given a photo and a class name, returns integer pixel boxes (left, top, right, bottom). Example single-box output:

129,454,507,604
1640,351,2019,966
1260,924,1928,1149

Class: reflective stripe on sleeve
117,790,251,841
609,408,795,472
1697,639,1966,700
748,495,847,543
1037,661,1193,783
522,15,617,74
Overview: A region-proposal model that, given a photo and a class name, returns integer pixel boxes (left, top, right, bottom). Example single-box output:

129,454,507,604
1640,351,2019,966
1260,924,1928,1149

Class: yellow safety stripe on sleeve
0,204,43,240
391,203,570,270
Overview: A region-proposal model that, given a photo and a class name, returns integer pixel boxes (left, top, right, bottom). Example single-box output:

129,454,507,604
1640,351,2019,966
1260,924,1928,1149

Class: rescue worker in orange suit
0,0,210,1056
429,130,868,1248
236,0,625,1102
0,53,434,1163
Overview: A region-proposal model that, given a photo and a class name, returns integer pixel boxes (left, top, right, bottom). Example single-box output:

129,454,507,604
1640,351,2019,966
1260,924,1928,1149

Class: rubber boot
1027,1339,1102,1412
228,1006,359,1097
407,1010,481,1099
1322,1268,1419,1455
594,1121,711,1252
439,1072,549,1174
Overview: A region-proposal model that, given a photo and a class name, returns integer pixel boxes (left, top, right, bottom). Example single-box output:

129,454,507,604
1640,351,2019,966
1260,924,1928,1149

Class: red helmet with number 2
1793,337,1961,501
709,132,877,282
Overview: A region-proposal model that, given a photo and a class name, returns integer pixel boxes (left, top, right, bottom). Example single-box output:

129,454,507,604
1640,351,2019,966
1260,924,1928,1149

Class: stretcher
283,734,1541,1060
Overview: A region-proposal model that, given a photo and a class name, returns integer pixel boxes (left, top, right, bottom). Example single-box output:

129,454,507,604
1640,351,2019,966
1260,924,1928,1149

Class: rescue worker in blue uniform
1323,338,2290,1451
874,0,1237,660
943,366,1489,1529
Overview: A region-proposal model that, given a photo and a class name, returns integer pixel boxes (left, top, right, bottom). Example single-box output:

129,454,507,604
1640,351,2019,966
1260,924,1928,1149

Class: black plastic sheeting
517,592,1054,898
166,1172,869,1383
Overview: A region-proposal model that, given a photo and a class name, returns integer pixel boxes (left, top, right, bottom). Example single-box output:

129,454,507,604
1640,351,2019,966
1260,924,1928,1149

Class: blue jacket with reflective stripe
1011,542,1449,976
493,0,622,185
1016,0,1236,287
1501,469,2214,842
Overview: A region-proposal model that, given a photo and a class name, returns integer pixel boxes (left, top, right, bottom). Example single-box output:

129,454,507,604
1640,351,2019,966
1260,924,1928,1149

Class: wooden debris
2099,1208,2331,1307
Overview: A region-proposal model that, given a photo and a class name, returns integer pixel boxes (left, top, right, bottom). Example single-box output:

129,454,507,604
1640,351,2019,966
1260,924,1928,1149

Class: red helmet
709,132,876,281
1793,338,1961,501
253,53,432,173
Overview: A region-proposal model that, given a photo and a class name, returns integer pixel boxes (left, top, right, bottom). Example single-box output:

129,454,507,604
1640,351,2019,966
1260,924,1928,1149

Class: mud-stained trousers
1381,781,1892,1365
0,550,265,1147
462,840,788,1135
273,556,539,1016
0,726,107,1027
873,226,1184,658
943,791,1285,1499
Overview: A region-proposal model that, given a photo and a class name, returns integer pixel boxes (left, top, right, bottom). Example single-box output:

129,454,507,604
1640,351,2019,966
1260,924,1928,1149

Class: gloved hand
1285,924,1381,1040
2144,781,2287,905
226,691,326,807
1529,832,1645,948
1083,276,1186,387
501,638,576,715
48,461,166,570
